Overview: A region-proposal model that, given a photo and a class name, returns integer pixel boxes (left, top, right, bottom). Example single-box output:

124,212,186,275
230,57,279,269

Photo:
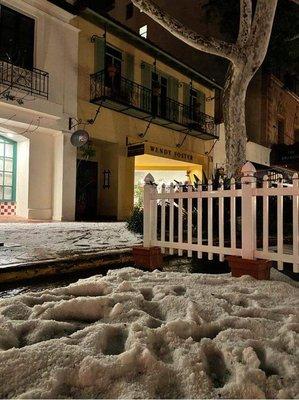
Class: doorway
134,154,202,205
105,44,122,94
151,72,168,118
75,160,98,221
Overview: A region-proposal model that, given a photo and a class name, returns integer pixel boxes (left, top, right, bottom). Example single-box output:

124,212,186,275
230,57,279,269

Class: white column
16,139,30,218
218,178,224,261
143,173,156,248
241,162,257,260
27,132,54,220
208,179,213,260
52,131,77,221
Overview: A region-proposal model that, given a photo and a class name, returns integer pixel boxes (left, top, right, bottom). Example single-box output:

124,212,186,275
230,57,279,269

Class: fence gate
143,162,299,273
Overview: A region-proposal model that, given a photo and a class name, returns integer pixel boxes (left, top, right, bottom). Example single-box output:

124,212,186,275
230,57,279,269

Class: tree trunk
223,65,251,177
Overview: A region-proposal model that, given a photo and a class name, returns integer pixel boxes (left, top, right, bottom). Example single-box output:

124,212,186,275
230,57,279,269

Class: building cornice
270,74,299,103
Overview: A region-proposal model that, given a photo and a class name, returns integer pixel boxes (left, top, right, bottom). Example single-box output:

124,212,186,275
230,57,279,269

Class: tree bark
223,66,251,177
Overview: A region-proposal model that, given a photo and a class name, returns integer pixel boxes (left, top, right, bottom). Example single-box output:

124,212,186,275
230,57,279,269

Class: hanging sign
127,137,207,165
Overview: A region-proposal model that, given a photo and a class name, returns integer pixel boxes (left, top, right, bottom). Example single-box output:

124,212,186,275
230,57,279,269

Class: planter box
132,246,163,271
227,256,272,280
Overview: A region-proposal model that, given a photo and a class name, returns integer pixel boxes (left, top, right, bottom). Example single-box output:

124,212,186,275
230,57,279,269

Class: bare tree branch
132,0,240,63
246,0,278,66
237,0,252,47
286,34,299,41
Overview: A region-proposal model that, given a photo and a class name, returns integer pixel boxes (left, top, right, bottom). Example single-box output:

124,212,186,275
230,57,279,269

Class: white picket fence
143,162,299,273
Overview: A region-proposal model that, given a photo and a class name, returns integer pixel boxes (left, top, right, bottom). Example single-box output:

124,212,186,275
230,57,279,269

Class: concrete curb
0,247,137,284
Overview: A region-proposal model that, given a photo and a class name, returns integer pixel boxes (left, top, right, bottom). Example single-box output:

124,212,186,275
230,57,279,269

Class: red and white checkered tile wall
0,202,16,216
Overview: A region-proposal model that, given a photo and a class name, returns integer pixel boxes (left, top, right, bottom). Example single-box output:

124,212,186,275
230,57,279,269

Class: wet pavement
0,222,141,267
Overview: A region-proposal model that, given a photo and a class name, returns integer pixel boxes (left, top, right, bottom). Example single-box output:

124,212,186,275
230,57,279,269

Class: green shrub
127,206,144,235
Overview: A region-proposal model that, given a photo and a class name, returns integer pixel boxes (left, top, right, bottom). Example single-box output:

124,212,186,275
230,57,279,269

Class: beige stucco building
0,0,79,220
71,9,220,221
0,0,220,222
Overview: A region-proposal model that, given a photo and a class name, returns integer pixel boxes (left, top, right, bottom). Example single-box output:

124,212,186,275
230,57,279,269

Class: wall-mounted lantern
103,169,111,189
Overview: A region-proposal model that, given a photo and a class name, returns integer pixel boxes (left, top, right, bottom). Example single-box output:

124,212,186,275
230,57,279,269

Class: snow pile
0,222,141,265
0,268,298,399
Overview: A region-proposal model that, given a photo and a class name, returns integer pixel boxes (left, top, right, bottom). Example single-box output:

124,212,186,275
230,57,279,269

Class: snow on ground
0,222,141,266
0,268,298,399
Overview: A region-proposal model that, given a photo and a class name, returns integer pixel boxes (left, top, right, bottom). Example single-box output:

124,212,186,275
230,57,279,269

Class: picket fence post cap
241,161,256,176
144,173,155,184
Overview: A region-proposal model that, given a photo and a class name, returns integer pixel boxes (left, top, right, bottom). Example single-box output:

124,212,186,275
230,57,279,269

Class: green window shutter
94,37,105,73
167,76,179,122
140,61,152,112
198,91,206,113
141,61,152,89
182,83,190,120
168,76,179,101
125,53,134,81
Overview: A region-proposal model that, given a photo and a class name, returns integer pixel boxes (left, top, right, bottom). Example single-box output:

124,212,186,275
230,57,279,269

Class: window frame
126,2,134,20
105,43,123,77
0,135,17,202
0,4,35,70
105,44,123,62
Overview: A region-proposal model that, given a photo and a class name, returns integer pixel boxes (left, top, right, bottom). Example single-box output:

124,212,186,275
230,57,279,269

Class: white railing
143,162,299,273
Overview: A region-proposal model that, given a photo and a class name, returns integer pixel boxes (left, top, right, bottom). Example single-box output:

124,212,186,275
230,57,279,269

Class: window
105,45,122,74
151,72,168,117
126,2,134,19
0,5,35,70
277,119,285,144
139,25,148,38
189,89,202,121
0,136,16,202
90,0,115,13
105,45,122,88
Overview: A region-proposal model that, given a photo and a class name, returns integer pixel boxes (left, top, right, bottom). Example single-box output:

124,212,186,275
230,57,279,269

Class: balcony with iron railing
90,70,217,140
0,59,49,99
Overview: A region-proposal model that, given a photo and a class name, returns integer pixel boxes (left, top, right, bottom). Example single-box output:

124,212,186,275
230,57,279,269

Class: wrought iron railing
90,70,217,138
0,59,49,99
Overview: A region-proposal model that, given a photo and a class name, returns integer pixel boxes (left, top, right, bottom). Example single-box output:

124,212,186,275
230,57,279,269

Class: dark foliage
126,206,144,235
